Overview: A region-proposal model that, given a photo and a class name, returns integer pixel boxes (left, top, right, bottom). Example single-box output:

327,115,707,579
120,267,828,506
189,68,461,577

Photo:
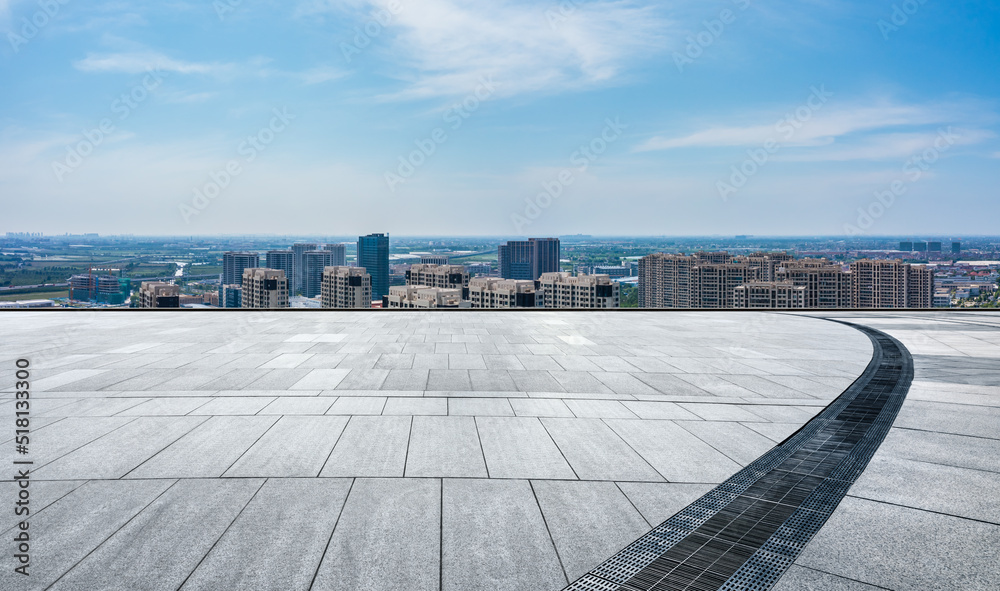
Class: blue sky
1,0,998,236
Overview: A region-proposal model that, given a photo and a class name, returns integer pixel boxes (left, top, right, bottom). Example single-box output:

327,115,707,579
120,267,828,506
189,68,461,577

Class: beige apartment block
405,264,470,290
321,266,372,309
138,282,180,309
467,277,538,308
734,282,807,309
851,259,933,309
241,268,289,309
384,285,463,308
775,260,852,309
538,273,619,309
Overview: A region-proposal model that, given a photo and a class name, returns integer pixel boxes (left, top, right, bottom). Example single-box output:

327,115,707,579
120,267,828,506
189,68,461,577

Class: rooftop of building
0,310,996,590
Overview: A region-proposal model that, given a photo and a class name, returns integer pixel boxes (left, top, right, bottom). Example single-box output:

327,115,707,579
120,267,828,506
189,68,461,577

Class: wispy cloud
634,98,997,162
307,0,670,100
74,51,230,75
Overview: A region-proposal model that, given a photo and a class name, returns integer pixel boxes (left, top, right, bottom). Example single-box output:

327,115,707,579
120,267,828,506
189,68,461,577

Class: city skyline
1,2,998,236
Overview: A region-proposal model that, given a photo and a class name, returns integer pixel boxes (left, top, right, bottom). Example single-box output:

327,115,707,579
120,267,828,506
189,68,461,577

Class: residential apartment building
850,259,933,309
538,273,619,308
405,264,470,295
734,282,807,309
324,243,348,266
358,233,390,300
498,238,560,280
775,260,851,309
138,282,180,308
321,266,371,309
467,277,538,308
241,268,288,309
384,285,463,308
222,252,260,286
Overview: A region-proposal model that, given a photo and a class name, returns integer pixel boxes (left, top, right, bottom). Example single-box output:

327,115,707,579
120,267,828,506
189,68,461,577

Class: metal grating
563,322,913,591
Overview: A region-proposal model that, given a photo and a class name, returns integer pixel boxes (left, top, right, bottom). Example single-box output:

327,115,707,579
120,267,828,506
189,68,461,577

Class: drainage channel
563,322,913,591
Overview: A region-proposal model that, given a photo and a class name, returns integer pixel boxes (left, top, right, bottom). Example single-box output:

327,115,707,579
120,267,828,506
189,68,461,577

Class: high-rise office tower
303,250,336,298
323,243,347,267
498,238,560,280
266,250,294,285
927,241,942,253
952,241,962,255
900,241,914,252
222,252,260,286
292,243,318,294
241,268,288,309
321,267,372,309
357,233,390,300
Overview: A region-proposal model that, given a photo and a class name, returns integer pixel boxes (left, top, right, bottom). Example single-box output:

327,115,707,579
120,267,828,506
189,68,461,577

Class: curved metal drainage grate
564,322,913,591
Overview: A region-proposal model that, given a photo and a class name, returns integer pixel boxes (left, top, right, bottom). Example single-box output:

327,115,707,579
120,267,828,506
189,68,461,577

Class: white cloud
74,51,229,75
309,0,670,100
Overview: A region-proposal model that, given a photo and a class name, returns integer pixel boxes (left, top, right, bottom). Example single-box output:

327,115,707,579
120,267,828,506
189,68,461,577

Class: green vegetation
620,284,638,308
0,289,68,302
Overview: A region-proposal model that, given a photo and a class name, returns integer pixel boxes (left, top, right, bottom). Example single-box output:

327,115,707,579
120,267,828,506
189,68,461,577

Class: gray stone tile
49,479,264,591
182,479,352,591
477,417,577,479
406,416,488,478
448,397,514,416
677,421,777,466
565,399,637,419
320,416,411,477
893,400,1000,440
533,480,650,581
795,496,1000,591
442,479,566,591
257,397,335,415
188,396,274,415
116,397,213,416
245,369,313,390
313,478,440,591
677,403,766,422
509,370,566,392
374,353,414,369
0,479,87,532
621,401,701,420
288,368,352,390
542,418,663,482
591,372,660,396
381,397,445,416
850,454,1000,524
449,353,487,370
0,480,174,590
773,565,885,591
334,368,390,391
617,482,715,526
742,421,803,443
226,416,350,477
9,416,134,467
468,369,518,391
427,369,472,391
606,419,742,483
634,373,710,396
509,398,575,418
128,416,278,479
550,371,614,395
483,354,526,370
327,397,386,415
877,428,1000,474
516,354,563,371
34,416,207,480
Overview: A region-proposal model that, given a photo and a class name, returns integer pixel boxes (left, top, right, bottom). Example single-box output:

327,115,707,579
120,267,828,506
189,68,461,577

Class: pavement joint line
307,477,356,591
794,565,895,590
530,478,571,587
117,416,212,479
891,426,1000,443
42,479,182,591
841,494,1000,527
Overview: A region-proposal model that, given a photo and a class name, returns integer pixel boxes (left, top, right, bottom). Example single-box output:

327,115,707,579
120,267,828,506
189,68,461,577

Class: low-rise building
241,268,288,309
138,282,180,309
384,285,463,308
538,273,619,308
219,284,242,308
467,277,538,308
321,266,372,309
